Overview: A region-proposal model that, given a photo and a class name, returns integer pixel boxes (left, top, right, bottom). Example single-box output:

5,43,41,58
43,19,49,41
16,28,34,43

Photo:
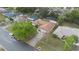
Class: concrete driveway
0,27,37,51
28,31,45,47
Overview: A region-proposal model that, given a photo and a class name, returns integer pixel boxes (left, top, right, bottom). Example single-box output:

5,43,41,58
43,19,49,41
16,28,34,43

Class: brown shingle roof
39,22,56,33
33,19,57,33
33,19,48,26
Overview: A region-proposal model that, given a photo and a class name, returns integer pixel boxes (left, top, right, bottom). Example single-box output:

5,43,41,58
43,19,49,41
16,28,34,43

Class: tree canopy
37,8,49,18
56,9,79,24
16,7,37,14
65,10,79,21
10,22,37,41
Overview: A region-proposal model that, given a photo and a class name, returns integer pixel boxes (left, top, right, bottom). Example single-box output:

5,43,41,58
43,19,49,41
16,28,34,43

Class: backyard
61,21,79,28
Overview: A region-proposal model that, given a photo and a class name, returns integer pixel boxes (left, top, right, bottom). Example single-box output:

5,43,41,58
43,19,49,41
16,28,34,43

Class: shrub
52,34,60,39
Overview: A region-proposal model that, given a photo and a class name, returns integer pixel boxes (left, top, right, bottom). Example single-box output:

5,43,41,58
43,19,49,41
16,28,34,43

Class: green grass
0,13,5,23
61,22,79,28
35,33,64,51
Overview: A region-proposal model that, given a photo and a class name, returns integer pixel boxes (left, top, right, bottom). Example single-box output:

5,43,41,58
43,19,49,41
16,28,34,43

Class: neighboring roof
14,15,28,21
30,15,38,20
0,8,7,13
33,19,48,26
53,26,79,38
46,17,56,20
3,12,16,17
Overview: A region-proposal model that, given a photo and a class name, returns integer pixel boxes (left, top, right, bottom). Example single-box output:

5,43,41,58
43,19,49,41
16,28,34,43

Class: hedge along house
33,19,58,33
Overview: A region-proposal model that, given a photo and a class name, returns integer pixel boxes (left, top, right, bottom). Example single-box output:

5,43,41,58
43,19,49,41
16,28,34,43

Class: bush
52,34,60,39
10,21,37,42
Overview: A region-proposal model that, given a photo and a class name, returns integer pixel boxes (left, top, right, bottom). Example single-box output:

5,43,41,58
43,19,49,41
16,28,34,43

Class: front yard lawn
35,33,64,51
0,13,5,23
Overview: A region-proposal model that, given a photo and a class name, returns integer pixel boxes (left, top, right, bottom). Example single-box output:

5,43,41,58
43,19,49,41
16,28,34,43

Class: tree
56,9,79,24
16,7,37,14
47,11,59,18
10,22,37,42
64,35,78,51
37,8,49,18
65,10,79,22
57,14,65,24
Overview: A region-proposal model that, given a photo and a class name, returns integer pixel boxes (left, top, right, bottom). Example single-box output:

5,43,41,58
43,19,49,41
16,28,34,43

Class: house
0,8,7,13
33,19,57,33
14,14,28,22
2,12,16,22
53,26,79,39
3,12,16,17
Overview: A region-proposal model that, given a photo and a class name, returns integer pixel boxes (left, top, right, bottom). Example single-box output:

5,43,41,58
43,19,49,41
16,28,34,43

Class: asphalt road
0,28,37,51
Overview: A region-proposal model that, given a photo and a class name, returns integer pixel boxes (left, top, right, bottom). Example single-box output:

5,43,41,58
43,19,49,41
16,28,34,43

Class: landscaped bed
35,33,64,51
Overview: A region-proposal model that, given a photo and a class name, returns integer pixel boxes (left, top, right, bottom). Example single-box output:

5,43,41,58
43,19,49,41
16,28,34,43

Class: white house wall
53,26,79,39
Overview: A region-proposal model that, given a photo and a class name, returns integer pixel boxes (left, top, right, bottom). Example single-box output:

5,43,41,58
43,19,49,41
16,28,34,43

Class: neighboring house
3,12,16,17
0,8,17,22
0,8,7,13
53,26,79,39
14,15,28,22
33,19,57,33
27,15,38,21
2,12,16,21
